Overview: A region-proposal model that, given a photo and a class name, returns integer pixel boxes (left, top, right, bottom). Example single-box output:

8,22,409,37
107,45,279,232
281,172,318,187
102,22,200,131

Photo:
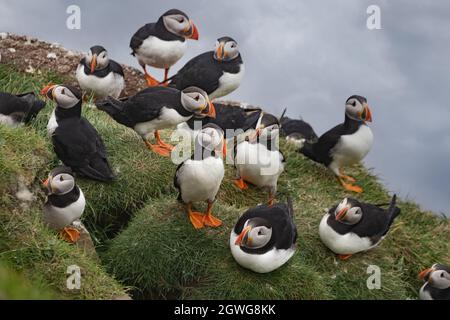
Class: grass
1,62,449,299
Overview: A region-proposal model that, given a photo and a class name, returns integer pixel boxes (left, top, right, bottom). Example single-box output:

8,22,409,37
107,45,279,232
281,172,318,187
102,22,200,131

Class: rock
47,52,57,59
25,65,35,74
8,48,16,53
0,32,8,40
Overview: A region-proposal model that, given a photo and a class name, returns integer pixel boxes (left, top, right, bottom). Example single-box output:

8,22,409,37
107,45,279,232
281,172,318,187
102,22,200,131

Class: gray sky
1,0,449,216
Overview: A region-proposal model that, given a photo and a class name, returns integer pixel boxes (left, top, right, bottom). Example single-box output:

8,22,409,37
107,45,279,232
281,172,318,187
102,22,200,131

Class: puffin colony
0,8,447,300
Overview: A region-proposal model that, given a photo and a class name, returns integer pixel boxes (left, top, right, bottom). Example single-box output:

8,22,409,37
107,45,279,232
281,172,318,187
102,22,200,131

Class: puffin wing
300,123,344,165
169,52,221,93
130,23,156,55
53,119,115,182
109,60,125,77
173,161,186,201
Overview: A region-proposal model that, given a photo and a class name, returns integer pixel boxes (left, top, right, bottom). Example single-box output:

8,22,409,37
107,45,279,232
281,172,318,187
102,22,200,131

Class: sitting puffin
168,37,244,99
0,91,46,127
42,166,85,243
299,95,373,193
319,195,401,260
280,113,318,149
130,9,199,86
419,263,450,300
234,113,285,205
41,84,115,182
76,45,125,100
96,86,216,157
174,124,226,229
230,200,297,273
177,101,262,139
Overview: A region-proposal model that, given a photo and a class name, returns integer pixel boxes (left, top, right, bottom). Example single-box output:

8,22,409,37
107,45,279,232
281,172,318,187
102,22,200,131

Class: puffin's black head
234,216,273,250
345,95,372,123
159,9,199,40
180,87,216,118
419,263,450,289
214,36,240,62
195,123,226,158
40,84,82,109
42,166,76,195
86,45,109,73
333,197,363,225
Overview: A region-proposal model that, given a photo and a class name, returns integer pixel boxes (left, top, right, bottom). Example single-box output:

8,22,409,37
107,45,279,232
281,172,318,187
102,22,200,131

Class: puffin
280,113,318,149
230,200,297,273
130,9,199,86
0,91,46,127
41,84,115,182
167,36,244,99
76,45,125,100
42,166,85,243
299,95,373,193
174,123,226,229
177,101,263,139
234,113,285,206
419,263,450,300
95,86,216,157
319,194,401,260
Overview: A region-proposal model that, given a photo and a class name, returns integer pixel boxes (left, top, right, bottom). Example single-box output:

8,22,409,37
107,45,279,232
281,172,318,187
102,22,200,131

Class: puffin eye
351,101,356,107
441,273,445,278
60,176,64,181
61,88,65,95
258,230,262,236
194,95,200,101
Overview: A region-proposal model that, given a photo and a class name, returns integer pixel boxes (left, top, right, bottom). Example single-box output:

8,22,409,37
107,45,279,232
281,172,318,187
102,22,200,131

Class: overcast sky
1,0,449,216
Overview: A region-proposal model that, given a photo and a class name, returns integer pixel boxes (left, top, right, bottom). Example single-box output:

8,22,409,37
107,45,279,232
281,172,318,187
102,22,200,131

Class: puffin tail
298,141,319,163
382,194,401,236
79,160,116,183
18,92,46,123
287,197,295,218
95,96,124,115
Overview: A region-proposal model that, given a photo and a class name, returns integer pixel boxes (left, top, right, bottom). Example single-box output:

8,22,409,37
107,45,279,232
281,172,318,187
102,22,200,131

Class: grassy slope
1,63,449,299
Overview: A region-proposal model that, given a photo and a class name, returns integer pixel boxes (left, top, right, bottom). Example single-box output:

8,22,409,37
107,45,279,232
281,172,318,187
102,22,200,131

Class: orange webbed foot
145,74,160,87
338,254,353,261
338,177,363,193
59,227,80,243
189,211,205,229
233,178,249,190
203,213,222,228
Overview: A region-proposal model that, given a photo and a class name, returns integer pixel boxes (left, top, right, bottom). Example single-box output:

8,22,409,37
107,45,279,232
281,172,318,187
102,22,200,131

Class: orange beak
90,54,97,74
215,43,225,61
361,104,372,122
187,21,199,40
249,128,261,141
203,101,216,118
40,84,56,99
235,226,251,246
419,268,433,280
42,178,49,188
336,207,348,221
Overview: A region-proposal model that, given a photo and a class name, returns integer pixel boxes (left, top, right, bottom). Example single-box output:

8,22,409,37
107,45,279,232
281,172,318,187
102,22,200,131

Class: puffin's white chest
210,64,245,100
43,190,86,230
178,157,224,203
47,109,58,135
134,107,192,138
76,65,124,99
318,213,375,255
135,36,187,69
331,124,373,166
235,141,284,188
229,231,296,273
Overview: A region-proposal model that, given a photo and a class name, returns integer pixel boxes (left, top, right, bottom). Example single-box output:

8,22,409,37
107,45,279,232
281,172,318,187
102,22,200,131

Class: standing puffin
130,9,199,86
234,113,285,205
96,86,216,157
41,84,115,182
299,95,373,193
0,91,46,127
230,200,297,273
419,263,450,300
76,45,125,100
168,37,244,99
319,195,401,260
174,124,226,229
280,114,318,149
42,166,85,243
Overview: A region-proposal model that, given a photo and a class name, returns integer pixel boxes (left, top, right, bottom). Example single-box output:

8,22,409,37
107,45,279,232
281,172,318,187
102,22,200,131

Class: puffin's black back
423,283,450,300
168,51,243,94
234,203,297,254
280,116,318,143
185,102,262,138
96,86,185,128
